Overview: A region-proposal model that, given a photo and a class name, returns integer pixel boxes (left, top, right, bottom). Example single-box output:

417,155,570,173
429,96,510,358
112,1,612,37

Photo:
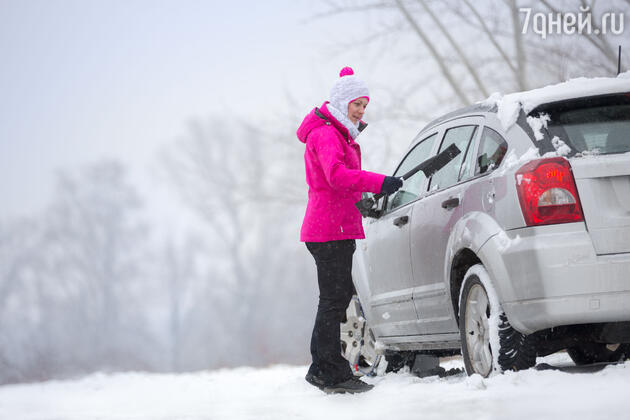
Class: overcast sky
1,0,381,228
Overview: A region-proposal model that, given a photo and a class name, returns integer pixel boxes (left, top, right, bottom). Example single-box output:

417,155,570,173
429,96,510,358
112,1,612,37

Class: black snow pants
305,239,356,385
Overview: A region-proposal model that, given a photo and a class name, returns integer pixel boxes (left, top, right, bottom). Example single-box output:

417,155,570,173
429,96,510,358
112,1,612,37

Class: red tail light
515,157,584,226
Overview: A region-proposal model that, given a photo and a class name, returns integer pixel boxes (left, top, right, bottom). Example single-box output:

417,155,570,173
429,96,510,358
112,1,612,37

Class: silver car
344,80,630,377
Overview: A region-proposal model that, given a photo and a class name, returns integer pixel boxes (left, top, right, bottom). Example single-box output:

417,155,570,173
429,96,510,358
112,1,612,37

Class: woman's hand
380,176,403,195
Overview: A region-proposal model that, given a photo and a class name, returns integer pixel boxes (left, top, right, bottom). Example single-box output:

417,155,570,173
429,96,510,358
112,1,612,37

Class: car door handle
441,197,460,209
393,216,409,227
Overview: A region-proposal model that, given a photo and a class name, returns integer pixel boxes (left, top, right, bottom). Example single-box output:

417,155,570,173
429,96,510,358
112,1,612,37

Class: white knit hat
329,67,370,118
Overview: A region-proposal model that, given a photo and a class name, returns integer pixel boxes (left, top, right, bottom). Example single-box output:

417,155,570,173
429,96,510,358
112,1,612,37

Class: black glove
380,176,403,195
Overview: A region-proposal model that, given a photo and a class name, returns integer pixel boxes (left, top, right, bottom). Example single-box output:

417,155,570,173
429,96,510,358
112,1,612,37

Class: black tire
497,312,538,372
459,265,537,376
567,343,630,365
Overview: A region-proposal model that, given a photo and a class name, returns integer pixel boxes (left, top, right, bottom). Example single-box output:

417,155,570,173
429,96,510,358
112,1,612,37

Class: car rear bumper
479,223,630,334
503,290,630,335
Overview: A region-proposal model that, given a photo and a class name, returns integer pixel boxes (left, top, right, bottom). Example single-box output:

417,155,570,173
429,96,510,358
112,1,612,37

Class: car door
410,118,482,335
462,125,510,223
362,132,439,337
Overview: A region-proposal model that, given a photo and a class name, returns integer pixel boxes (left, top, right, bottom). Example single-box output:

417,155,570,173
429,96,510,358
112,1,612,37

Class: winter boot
324,377,374,394
305,372,326,390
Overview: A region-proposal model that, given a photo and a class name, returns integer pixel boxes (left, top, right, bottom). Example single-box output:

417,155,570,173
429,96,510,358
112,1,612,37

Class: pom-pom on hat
339,66,355,77
329,67,370,117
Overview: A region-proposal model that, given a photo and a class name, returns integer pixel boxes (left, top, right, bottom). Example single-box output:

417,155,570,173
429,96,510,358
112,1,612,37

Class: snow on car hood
480,71,630,131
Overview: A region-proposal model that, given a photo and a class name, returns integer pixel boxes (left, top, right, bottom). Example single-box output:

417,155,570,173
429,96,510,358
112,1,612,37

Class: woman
296,67,402,394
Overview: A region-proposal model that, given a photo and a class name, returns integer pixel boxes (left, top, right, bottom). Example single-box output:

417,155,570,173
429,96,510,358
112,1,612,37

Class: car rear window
543,99,630,156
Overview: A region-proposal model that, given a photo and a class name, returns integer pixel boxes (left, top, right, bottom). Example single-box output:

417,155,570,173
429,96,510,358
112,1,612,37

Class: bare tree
0,219,48,383
394,0,471,105
316,0,630,114
162,115,318,368
0,161,159,384
159,234,208,371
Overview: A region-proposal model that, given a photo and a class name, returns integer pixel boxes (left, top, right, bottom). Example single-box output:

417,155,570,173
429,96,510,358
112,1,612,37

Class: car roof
419,75,630,137
418,103,497,136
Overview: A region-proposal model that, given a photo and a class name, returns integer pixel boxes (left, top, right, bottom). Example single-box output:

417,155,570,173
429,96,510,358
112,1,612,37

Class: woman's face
347,97,368,124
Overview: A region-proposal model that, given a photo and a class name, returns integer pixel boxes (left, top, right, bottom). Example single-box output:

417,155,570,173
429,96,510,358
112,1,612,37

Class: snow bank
480,72,630,131
1,358,630,420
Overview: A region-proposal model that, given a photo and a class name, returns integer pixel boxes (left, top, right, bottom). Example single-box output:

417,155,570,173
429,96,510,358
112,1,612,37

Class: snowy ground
1,353,629,420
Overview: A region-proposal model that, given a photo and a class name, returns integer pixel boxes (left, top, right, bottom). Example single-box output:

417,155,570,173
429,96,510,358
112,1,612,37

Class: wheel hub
464,284,492,377
340,296,381,376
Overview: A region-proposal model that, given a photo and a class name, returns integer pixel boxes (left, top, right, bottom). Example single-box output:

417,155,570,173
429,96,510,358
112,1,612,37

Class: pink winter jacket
297,102,386,242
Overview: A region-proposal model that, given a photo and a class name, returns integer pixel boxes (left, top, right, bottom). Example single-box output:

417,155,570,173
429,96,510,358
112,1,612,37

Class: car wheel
459,264,537,376
340,295,382,376
567,343,630,365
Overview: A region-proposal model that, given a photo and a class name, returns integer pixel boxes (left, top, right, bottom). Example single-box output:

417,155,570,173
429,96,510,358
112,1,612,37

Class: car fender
473,226,538,334
445,211,502,281
444,212,506,321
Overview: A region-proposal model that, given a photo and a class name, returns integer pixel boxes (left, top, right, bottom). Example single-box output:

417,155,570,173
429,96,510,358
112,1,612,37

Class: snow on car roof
480,71,630,131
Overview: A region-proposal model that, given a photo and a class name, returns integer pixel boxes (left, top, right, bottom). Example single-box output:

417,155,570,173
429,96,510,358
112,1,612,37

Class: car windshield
545,103,630,156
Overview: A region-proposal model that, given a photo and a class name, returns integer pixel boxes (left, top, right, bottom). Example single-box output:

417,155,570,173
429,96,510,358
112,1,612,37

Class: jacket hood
297,105,326,144
297,102,365,144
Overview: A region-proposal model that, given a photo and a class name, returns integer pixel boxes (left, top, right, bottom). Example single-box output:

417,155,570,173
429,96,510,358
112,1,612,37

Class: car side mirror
357,192,384,218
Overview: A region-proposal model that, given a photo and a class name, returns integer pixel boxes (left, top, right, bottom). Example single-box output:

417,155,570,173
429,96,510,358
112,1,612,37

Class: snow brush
355,143,461,217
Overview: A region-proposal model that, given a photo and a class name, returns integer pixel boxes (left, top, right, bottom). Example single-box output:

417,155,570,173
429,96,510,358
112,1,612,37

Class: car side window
429,125,477,191
475,127,508,175
386,133,438,212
